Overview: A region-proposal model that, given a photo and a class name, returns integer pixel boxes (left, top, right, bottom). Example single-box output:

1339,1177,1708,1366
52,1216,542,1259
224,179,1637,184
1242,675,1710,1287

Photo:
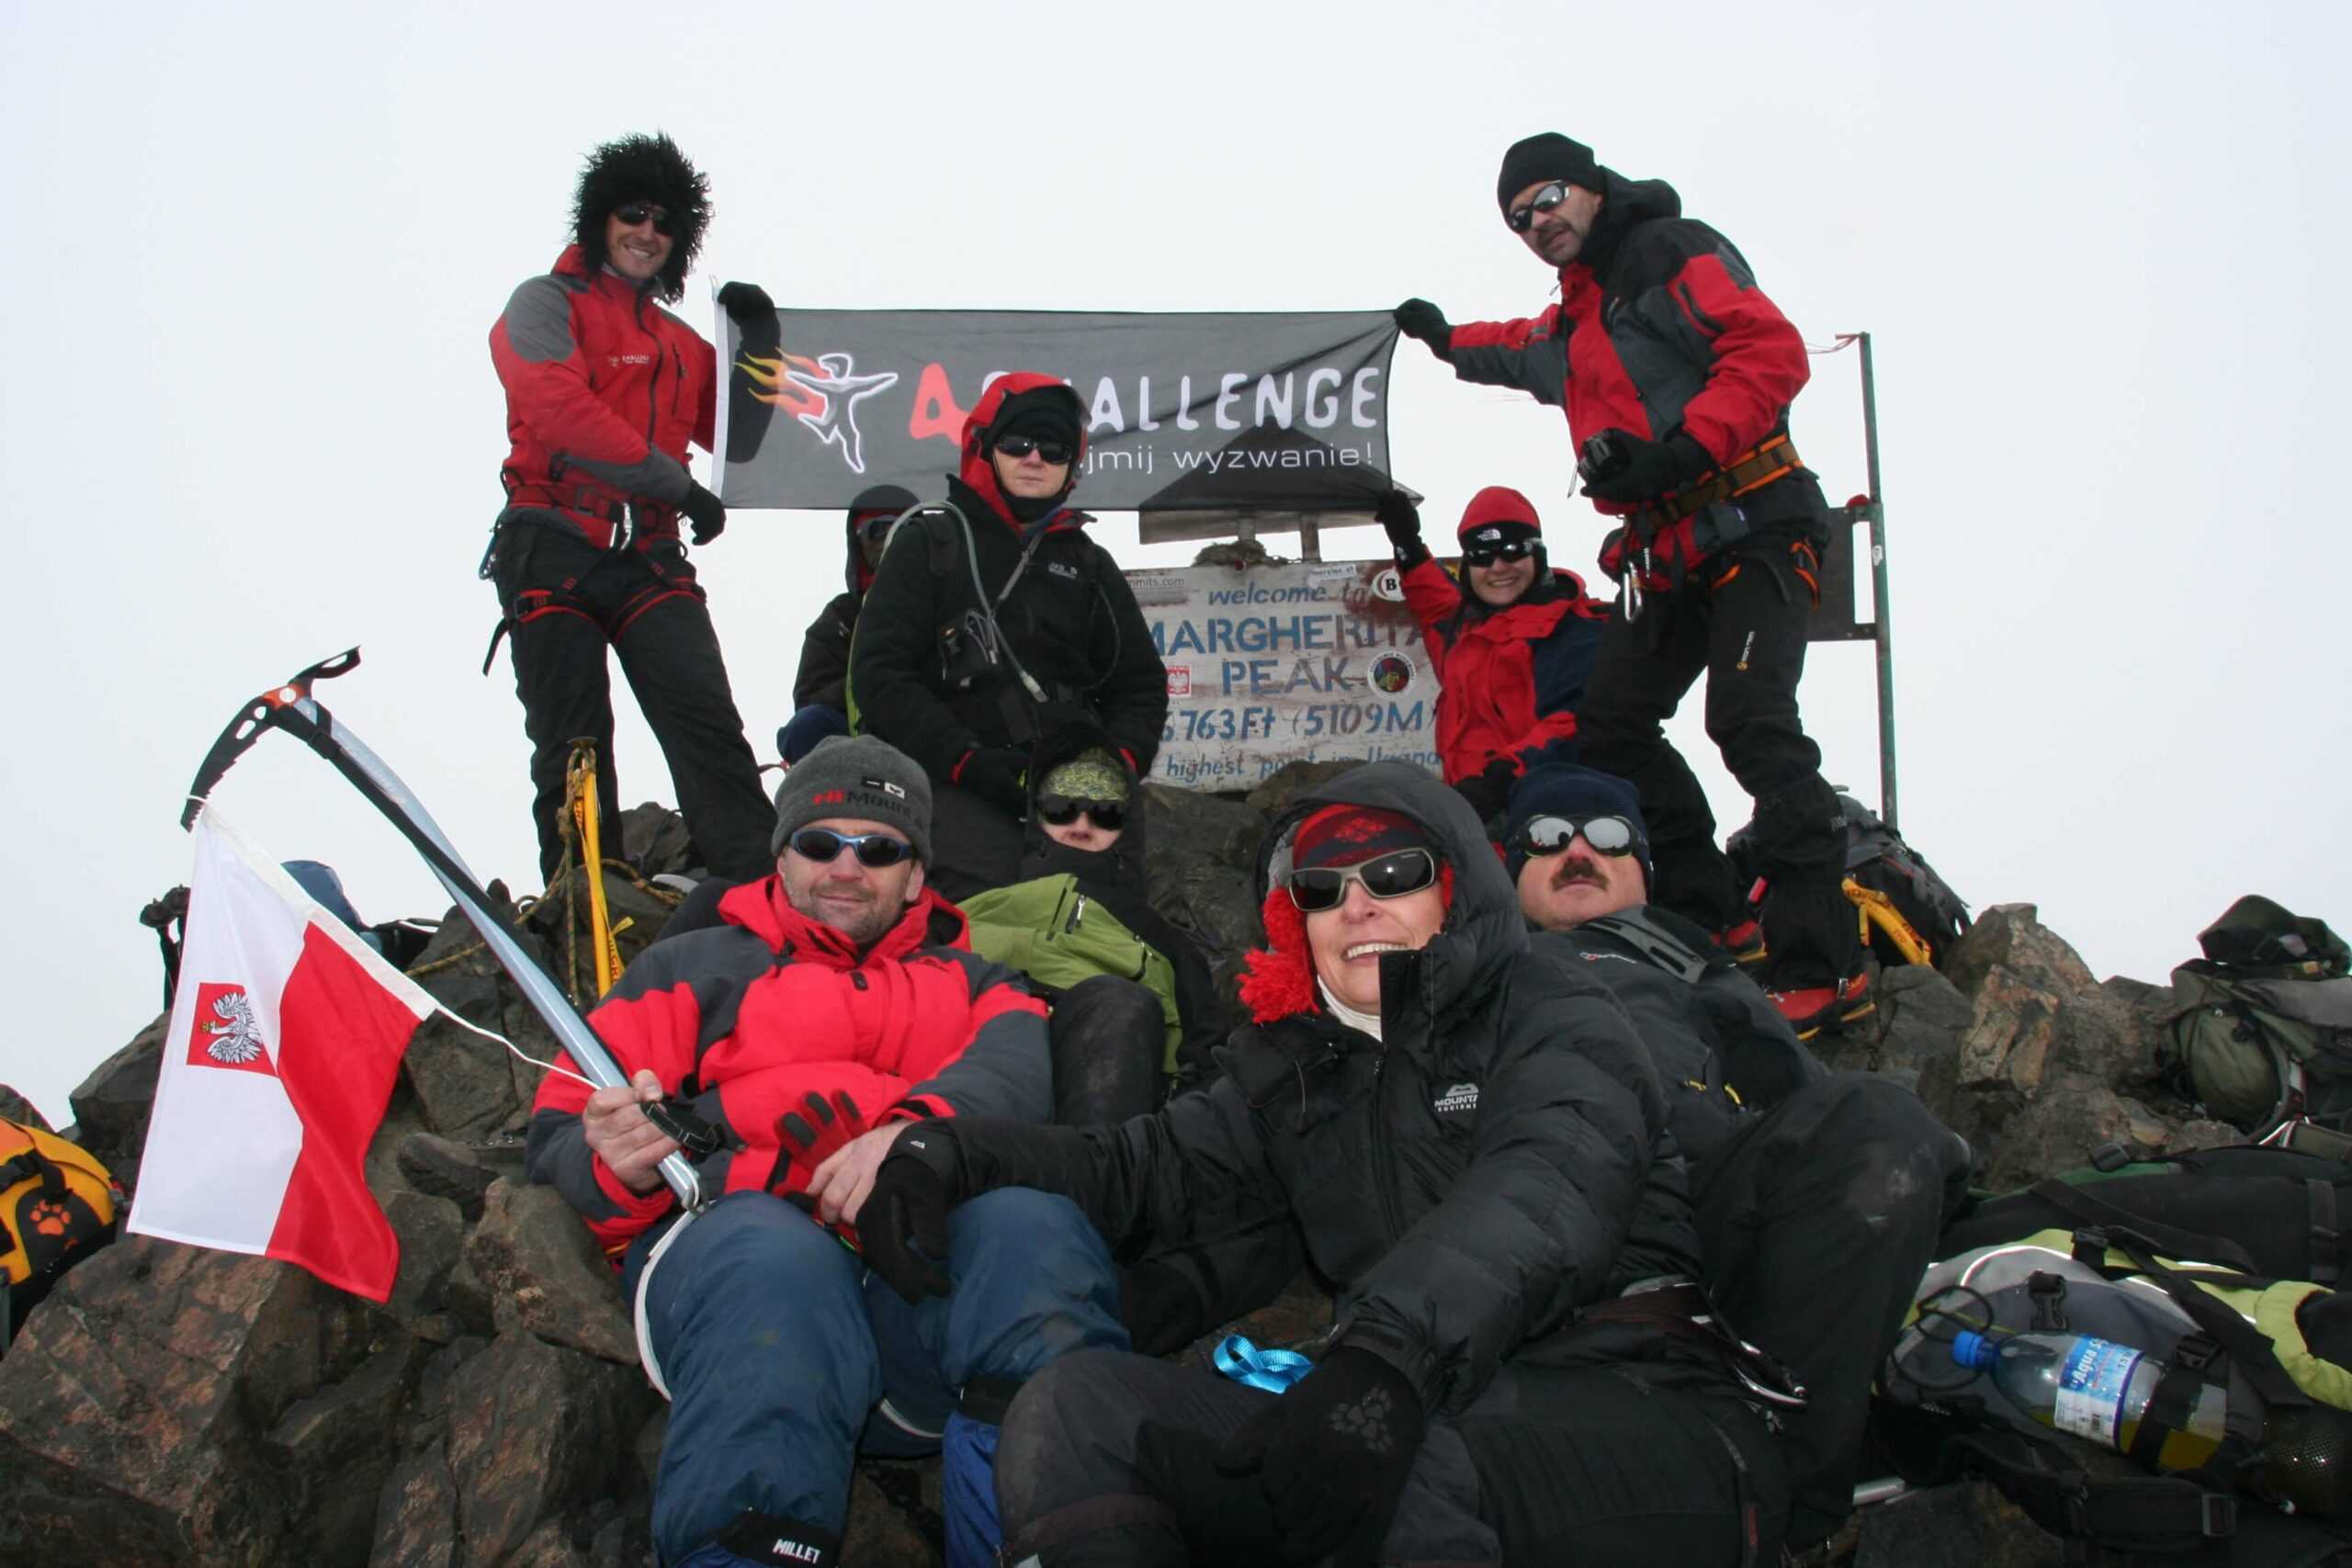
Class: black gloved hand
956,747,1028,818
717,280,775,324
769,1090,868,1203
1215,1347,1426,1564
1374,489,1428,567
681,480,727,545
1393,298,1452,349
1453,759,1515,833
862,1123,966,1304
1580,429,1716,504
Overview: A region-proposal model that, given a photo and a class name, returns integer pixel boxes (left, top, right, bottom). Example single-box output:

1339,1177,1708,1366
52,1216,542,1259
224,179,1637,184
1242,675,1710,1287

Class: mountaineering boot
1768,969,1877,1042
678,1510,842,1568
1717,916,1768,967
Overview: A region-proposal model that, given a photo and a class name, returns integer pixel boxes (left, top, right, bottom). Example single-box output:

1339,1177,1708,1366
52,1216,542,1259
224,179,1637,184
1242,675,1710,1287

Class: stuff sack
2,1118,123,1347
2165,897,2352,1134
961,874,1183,1077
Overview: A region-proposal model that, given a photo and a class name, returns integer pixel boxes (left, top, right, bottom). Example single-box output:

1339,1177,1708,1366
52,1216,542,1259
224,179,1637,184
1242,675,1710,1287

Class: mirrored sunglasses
1036,795,1126,831
1506,180,1572,233
1286,847,1440,913
1520,814,1637,859
612,202,677,236
995,434,1073,465
1463,538,1539,568
789,828,914,868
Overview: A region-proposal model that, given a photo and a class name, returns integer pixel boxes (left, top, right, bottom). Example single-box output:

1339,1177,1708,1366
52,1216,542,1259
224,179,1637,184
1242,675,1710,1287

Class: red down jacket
488,244,718,548
526,877,1050,1254
1399,487,1607,785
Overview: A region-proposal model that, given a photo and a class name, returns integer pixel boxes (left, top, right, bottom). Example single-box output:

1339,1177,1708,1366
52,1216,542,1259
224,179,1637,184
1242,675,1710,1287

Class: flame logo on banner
738,346,901,475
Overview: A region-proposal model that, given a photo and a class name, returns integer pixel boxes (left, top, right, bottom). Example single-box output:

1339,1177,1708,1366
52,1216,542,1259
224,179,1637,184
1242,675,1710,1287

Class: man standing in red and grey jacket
485,131,776,885
527,735,1124,1568
1393,132,1870,1040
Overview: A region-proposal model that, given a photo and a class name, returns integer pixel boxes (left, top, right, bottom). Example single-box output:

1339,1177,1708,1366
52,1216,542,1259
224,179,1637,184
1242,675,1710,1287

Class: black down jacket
930,760,1701,1416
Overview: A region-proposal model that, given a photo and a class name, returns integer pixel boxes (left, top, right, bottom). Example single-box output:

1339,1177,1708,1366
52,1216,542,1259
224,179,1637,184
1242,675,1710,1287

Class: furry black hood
571,132,710,304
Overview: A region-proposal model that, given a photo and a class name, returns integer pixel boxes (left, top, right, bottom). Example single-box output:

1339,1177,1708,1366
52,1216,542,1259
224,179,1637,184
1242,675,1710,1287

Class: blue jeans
633,1188,1125,1565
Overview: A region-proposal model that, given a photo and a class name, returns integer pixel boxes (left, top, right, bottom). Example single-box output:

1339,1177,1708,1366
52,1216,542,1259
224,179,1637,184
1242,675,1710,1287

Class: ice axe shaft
182,649,704,1209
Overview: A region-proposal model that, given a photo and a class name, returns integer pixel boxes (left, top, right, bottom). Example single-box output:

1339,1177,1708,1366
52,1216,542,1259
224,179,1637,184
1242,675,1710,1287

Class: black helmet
571,131,711,304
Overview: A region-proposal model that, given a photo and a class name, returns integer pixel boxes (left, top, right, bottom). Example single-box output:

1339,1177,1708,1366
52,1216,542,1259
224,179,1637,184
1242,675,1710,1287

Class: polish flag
126,809,432,1302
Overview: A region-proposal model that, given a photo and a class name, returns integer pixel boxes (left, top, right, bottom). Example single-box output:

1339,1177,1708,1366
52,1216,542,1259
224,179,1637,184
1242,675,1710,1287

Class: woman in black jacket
857,761,1793,1566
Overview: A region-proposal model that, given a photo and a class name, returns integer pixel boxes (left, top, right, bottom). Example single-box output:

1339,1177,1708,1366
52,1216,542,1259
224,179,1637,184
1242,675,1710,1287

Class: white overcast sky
3,3,2344,1123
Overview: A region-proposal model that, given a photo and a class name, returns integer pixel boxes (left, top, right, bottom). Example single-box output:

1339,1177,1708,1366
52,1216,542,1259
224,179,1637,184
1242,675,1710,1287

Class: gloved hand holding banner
716,308,1399,512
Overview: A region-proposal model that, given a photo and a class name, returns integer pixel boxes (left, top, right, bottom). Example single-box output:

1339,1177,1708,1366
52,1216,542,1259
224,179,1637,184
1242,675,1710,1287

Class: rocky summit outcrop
0,790,2254,1565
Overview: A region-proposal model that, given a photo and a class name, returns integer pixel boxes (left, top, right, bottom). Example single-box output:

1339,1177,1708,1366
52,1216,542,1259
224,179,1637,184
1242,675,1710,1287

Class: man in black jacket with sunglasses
1503,763,1970,1555
1394,132,1862,1042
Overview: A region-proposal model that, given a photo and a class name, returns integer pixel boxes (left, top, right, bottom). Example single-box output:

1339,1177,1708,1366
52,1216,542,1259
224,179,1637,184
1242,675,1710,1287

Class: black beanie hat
572,131,712,304
989,386,1084,451
1502,764,1653,887
1496,132,1602,213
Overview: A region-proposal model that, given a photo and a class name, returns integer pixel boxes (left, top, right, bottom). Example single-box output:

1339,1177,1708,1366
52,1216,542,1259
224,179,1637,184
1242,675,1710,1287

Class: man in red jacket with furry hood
485,131,777,886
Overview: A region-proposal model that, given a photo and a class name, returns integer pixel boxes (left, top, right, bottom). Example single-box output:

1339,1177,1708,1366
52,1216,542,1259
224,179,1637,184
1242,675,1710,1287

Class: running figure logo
738,348,899,475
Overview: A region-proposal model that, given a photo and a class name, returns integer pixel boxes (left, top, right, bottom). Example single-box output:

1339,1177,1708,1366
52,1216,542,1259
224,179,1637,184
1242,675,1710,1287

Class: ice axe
182,648,712,1209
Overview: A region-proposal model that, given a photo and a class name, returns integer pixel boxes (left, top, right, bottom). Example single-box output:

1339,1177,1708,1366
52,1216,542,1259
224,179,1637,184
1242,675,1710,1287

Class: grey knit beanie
770,736,933,864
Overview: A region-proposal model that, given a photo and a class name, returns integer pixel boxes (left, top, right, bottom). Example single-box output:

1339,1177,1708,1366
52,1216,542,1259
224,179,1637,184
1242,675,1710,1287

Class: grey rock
397,1132,500,1222
844,1461,944,1568
368,1438,458,1568
521,863,684,1007
1980,1075,2185,1190
1143,784,1272,967
463,1179,639,1367
0,1082,53,1132
383,1188,467,1340
0,1236,391,1566
443,1334,651,1568
1244,760,1360,819
1854,1481,2063,1568
65,1010,167,1192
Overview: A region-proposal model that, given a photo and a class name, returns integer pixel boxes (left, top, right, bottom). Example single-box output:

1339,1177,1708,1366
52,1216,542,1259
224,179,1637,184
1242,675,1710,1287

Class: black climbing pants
492,520,773,886
1577,529,1857,988
996,1348,1786,1566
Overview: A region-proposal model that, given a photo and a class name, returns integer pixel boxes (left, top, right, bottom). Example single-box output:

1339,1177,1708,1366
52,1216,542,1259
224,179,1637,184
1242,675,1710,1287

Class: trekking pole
181,649,705,1209
1854,331,1899,833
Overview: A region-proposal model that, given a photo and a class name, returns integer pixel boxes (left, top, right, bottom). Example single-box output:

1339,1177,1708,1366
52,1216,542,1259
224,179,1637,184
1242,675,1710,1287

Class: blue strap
1213,1335,1314,1393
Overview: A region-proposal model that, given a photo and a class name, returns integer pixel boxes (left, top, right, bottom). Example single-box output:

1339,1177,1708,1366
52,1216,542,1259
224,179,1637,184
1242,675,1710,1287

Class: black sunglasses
612,202,677,236
1036,795,1126,831
1520,814,1637,859
788,828,914,868
1463,538,1538,568
1506,180,1572,233
995,434,1073,465
1286,848,1440,913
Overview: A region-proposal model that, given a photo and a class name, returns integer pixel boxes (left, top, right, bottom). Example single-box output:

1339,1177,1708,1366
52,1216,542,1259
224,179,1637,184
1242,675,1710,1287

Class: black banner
716,309,1398,512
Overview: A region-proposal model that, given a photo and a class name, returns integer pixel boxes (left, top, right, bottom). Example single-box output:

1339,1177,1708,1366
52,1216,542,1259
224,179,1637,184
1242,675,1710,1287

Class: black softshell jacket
846,479,1168,780
937,761,1700,1416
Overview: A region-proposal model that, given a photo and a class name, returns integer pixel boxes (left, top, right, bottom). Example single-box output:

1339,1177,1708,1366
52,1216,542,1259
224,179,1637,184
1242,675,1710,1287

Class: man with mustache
1396,132,1864,1041
1504,764,1969,1556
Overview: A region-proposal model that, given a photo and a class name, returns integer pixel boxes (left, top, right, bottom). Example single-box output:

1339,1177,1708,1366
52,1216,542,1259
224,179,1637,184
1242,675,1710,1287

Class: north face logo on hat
860,777,908,799
1433,1082,1479,1115
1471,527,1503,543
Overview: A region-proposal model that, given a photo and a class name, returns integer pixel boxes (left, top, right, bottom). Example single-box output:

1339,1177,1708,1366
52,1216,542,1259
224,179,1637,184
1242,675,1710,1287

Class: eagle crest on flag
202,988,266,1065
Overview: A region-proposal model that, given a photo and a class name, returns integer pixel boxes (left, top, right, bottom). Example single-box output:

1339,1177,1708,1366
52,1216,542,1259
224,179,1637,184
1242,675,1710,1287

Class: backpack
1727,793,1972,968
3,1119,123,1348
960,874,1184,1077
1880,1222,2352,1563
2164,897,2352,1136
1939,1141,2352,1288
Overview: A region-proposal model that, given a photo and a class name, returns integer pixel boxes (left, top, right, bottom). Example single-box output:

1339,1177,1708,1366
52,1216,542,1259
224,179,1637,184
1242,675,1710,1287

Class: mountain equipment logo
740,347,899,475
187,982,277,1076
861,777,909,799
1433,1081,1479,1116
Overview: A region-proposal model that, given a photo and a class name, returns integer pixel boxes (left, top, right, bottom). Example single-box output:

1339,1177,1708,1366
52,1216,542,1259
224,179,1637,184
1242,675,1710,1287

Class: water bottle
1950,1329,2225,1471
1951,1330,2352,1516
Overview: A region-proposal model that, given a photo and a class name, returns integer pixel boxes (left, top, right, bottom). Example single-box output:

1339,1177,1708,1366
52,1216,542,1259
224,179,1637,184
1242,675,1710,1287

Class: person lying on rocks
526,735,1125,1568
855,760,1793,1566
1505,762,1972,1555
